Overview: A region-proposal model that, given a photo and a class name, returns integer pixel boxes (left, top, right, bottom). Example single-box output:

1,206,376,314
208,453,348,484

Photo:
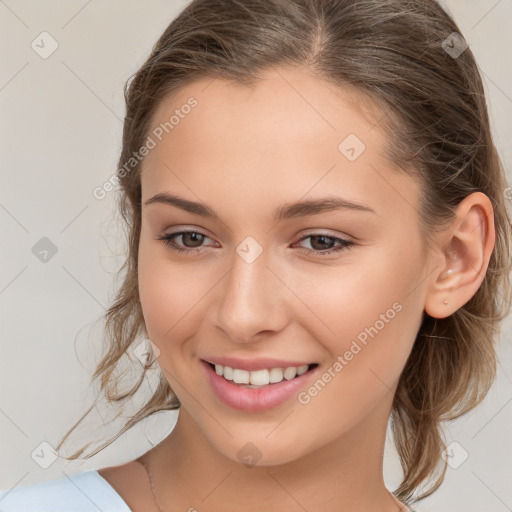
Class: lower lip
201,360,318,412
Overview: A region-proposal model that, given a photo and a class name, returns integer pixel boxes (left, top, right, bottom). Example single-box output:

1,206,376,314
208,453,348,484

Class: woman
1,0,510,511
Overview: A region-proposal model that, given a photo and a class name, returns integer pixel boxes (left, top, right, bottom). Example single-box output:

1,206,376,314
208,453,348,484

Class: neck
145,399,405,512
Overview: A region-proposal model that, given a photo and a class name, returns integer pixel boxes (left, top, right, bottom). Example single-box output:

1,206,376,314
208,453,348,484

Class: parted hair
56,0,512,505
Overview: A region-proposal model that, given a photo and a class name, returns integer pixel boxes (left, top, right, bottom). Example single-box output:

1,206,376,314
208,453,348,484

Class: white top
0,469,421,511
0,469,132,511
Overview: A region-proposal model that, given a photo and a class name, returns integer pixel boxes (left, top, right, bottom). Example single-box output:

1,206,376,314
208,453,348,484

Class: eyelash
156,230,354,256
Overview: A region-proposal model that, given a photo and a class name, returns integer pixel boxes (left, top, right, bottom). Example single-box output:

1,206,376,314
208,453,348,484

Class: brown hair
56,0,512,505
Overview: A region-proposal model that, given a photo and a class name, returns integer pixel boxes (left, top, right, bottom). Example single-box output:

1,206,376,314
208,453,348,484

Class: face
137,66,431,466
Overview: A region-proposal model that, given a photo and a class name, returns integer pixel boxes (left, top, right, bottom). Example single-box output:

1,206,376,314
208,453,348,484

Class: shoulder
0,469,132,512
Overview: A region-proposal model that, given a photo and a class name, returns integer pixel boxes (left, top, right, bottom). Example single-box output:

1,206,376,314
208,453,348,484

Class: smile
211,363,312,387
201,359,319,412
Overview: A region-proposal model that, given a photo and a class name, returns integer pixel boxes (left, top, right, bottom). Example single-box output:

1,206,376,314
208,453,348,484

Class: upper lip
202,356,315,372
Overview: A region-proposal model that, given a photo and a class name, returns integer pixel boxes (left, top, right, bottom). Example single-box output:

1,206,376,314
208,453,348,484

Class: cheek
290,271,421,448
138,239,223,361
287,240,424,369
138,242,199,342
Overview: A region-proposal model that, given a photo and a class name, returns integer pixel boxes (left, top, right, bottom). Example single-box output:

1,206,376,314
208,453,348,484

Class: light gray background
1,1,511,511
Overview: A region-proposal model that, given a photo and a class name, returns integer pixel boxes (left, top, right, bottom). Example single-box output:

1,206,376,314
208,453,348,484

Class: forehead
148,66,389,151
141,66,419,223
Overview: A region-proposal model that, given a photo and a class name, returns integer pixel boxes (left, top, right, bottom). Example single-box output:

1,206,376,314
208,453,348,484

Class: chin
214,432,313,468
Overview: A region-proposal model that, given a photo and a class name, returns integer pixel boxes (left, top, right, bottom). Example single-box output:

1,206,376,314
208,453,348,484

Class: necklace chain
138,457,166,512
137,457,408,512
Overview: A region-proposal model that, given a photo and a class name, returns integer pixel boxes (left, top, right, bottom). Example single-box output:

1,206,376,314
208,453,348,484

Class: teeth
223,366,234,380
269,367,284,383
212,363,311,386
297,364,308,376
250,369,270,386
283,367,297,380
233,369,250,384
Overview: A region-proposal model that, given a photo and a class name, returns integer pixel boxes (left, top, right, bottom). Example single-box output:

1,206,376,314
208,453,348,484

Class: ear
424,192,496,319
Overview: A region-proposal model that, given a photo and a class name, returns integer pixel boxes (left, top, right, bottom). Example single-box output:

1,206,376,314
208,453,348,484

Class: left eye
157,231,353,256
293,233,354,255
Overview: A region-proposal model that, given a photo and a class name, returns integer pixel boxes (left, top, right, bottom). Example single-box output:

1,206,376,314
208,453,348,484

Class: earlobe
424,192,496,319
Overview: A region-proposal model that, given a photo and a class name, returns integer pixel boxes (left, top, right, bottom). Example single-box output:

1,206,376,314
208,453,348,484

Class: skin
99,66,495,512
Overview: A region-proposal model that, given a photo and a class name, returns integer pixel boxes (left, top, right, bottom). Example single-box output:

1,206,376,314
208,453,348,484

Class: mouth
200,359,320,412
203,361,319,388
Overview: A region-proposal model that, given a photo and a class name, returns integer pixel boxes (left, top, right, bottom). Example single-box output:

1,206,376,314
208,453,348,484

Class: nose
214,246,290,344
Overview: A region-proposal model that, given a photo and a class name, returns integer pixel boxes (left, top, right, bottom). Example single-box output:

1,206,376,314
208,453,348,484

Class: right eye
157,230,216,254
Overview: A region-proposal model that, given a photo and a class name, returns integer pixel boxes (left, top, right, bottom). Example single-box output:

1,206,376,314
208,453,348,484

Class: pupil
184,232,204,247
311,235,333,250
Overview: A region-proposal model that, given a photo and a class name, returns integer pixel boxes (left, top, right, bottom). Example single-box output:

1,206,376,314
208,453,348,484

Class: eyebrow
143,192,376,221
